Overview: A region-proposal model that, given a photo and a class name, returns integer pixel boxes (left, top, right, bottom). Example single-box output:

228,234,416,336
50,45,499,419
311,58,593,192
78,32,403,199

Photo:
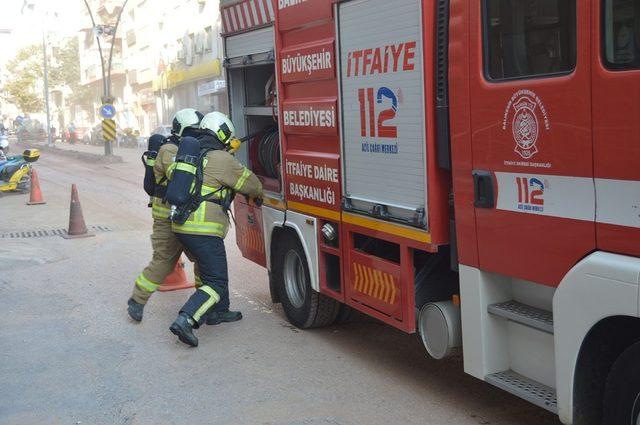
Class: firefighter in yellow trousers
127,109,203,321
168,112,263,346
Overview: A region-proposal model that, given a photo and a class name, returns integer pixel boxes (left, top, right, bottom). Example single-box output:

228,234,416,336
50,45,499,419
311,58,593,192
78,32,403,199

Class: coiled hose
257,128,280,179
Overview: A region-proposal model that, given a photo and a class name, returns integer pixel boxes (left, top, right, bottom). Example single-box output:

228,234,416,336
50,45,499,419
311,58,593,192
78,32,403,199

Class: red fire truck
220,0,640,423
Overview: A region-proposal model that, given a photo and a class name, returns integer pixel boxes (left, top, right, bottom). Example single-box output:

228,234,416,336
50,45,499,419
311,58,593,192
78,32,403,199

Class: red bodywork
273,0,447,332
451,1,639,286
227,0,640,332
592,2,640,258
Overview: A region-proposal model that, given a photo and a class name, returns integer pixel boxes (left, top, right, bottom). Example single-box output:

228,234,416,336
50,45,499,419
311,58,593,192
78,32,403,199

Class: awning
152,59,222,92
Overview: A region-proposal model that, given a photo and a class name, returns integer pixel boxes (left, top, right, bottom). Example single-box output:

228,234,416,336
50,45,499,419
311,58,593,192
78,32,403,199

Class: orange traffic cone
158,258,195,292
26,168,46,205
62,184,94,239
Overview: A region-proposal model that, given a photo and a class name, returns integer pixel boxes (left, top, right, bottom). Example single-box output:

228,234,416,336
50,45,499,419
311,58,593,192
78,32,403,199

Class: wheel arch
267,209,319,293
553,251,640,424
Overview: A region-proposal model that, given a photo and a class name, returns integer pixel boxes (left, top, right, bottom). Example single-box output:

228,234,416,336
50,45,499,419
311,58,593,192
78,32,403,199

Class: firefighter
168,112,263,347
126,108,203,321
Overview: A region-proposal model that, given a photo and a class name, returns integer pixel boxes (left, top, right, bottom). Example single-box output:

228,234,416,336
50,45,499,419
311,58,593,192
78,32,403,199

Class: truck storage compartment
337,0,428,228
226,56,281,193
224,24,281,263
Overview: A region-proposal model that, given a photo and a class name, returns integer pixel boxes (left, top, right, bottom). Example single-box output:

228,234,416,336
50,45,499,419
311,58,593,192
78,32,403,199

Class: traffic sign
100,104,116,119
102,119,116,142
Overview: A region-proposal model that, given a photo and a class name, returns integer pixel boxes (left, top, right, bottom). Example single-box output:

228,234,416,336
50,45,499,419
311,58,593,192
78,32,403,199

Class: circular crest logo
512,96,538,159
502,90,550,160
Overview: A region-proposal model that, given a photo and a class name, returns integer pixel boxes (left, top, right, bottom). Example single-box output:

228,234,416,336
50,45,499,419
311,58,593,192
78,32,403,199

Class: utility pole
20,2,53,146
0,29,11,126
82,0,129,156
42,29,52,147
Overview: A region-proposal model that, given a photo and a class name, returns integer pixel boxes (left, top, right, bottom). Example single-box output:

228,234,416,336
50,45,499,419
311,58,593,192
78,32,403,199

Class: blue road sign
100,104,116,119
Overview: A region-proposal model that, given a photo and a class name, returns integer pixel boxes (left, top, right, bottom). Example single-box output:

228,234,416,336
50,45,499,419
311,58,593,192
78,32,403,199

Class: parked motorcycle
0,149,40,193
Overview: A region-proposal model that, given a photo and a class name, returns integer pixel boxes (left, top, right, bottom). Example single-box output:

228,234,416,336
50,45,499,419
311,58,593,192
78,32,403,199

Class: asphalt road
0,144,561,425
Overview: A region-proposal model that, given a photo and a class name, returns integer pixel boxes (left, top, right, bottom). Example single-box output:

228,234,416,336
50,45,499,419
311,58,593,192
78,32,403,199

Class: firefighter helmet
172,108,203,137
199,112,235,145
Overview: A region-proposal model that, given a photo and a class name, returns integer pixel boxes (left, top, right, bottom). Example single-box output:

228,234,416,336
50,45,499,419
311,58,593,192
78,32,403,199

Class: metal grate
486,370,558,414
0,225,111,239
488,300,554,334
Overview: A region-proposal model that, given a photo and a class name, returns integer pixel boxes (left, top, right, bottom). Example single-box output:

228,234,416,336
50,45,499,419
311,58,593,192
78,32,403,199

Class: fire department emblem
502,90,550,161
512,96,539,159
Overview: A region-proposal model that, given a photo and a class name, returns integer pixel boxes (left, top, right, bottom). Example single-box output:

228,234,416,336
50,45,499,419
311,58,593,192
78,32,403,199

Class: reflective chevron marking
352,262,397,304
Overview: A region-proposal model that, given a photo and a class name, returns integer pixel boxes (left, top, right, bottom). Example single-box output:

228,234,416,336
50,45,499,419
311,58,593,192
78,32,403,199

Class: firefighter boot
170,312,198,347
127,298,144,322
206,310,243,325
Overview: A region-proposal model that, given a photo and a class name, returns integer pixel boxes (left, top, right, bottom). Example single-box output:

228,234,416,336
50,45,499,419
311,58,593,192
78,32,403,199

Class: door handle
472,170,495,209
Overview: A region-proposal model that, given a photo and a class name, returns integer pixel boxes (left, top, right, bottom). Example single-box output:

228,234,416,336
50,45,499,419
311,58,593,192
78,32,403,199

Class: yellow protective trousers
131,218,183,305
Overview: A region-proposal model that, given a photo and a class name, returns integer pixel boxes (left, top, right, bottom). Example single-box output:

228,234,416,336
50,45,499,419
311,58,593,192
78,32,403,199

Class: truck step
488,301,553,334
485,370,558,414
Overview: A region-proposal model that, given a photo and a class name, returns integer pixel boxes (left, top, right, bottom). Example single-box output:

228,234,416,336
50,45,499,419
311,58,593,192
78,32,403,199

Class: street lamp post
82,0,129,156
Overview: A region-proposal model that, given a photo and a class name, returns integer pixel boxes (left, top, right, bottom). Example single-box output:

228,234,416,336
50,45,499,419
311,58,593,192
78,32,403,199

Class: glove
228,138,242,154
253,197,263,207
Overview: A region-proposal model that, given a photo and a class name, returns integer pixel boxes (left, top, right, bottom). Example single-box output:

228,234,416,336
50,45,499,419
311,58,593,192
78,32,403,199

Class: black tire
274,235,339,329
333,303,354,325
603,340,640,425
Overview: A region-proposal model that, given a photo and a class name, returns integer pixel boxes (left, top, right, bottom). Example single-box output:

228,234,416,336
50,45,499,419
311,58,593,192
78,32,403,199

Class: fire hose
257,128,280,179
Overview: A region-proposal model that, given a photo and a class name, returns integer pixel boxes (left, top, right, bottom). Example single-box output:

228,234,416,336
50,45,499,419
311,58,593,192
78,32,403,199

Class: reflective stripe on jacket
170,149,263,238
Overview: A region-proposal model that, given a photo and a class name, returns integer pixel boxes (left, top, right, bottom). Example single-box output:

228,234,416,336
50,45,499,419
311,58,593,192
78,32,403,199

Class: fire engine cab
220,0,640,423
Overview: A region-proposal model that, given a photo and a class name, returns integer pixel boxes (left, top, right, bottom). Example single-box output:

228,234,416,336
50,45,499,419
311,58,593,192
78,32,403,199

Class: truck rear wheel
275,234,339,328
603,341,640,425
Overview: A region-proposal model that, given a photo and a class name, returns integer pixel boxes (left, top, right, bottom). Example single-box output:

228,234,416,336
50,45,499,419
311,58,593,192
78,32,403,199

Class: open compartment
227,62,281,194
224,25,281,263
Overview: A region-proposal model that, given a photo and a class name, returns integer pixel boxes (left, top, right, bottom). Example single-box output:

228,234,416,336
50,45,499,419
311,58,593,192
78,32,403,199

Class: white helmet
199,112,235,145
0,137,8,151
172,108,203,136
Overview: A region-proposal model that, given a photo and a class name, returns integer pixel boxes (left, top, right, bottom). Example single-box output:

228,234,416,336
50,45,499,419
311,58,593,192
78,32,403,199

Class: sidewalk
13,138,145,164
47,141,143,163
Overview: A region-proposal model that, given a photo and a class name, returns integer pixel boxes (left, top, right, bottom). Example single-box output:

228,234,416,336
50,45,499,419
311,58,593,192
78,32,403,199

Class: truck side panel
592,0,640,257
468,1,596,286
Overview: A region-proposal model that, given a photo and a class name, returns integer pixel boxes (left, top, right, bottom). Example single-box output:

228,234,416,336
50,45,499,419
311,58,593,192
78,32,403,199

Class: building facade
77,0,227,137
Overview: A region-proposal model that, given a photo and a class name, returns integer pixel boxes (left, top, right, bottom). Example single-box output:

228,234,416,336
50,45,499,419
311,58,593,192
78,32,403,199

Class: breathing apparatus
163,112,267,224
164,136,202,224
141,134,167,197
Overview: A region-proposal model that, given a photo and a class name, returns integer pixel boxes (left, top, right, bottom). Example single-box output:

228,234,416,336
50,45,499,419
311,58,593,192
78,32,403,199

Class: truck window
603,0,640,69
483,0,577,80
